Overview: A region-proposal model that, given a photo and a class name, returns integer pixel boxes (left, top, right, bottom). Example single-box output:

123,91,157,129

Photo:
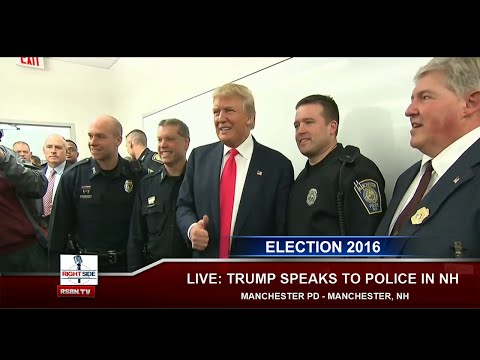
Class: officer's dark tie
390,160,433,236
219,148,238,258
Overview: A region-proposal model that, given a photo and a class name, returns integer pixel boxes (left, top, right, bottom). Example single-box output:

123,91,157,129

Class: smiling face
87,115,122,163
405,71,466,157
157,124,189,167
294,103,337,165
213,95,254,148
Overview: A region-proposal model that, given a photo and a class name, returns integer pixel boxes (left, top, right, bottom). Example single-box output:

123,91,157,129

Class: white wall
0,57,111,159
143,57,432,202
0,57,289,159
110,57,289,156
0,56,431,202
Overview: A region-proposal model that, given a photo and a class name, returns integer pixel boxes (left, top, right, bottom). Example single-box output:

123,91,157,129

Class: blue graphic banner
230,236,410,257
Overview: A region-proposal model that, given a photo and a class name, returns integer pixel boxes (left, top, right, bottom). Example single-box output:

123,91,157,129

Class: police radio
337,145,360,236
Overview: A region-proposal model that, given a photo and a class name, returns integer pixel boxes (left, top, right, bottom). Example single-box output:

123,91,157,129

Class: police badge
306,188,317,206
411,207,429,225
124,179,133,193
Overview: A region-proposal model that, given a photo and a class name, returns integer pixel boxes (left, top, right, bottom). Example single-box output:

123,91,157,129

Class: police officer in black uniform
48,115,146,272
128,119,192,272
288,94,387,236
125,129,163,174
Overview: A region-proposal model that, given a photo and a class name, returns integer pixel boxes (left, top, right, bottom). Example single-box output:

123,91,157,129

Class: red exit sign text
16,57,45,69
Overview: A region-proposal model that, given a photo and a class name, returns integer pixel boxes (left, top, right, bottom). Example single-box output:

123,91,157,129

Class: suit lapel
401,144,480,237
211,143,224,231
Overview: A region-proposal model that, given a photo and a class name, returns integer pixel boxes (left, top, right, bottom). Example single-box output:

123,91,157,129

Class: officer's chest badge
147,196,156,207
411,207,429,225
80,185,92,199
124,179,134,193
306,188,318,206
354,179,382,214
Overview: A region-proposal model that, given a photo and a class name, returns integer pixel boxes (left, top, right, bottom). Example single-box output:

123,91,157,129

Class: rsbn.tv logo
57,255,98,298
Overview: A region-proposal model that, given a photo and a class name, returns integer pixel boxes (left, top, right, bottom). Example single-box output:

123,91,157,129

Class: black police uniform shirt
128,165,191,272
139,148,163,174
48,156,145,258
287,144,387,236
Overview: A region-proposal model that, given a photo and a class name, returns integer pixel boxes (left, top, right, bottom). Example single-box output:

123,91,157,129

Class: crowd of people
1,57,479,274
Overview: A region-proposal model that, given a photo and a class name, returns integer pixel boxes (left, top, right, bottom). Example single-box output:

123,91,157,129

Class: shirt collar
223,133,254,160
47,161,67,175
422,126,480,177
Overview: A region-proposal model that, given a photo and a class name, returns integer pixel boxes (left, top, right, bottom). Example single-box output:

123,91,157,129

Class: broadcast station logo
57,254,98,298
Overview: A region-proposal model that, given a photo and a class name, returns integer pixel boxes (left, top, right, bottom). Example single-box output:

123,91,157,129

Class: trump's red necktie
219,148,238,258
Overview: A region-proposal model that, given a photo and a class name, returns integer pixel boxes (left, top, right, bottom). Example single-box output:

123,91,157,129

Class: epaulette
142,167,164,181
152,153,163,164
67,157,91,170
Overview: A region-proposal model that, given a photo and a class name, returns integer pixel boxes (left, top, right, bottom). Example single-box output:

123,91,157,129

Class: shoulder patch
152,153,163,164
353,179,382,214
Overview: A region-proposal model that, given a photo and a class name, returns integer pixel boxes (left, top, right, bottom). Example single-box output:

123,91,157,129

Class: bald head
88,114,123,168
91,114,123,138
43,134,67,168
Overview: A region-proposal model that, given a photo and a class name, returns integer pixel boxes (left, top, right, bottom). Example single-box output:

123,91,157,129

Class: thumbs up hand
191,215,209,251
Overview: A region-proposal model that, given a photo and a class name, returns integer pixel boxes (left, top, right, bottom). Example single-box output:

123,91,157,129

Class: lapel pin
453,176,460,184
257,171,263,176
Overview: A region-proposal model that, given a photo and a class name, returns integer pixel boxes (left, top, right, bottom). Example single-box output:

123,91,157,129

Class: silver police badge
124,179,133,193
353,179,382,214
306,188,317,206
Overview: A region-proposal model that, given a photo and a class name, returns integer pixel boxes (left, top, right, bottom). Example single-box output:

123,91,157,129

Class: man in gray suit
375,57,480,258
176,83,294,258
35,134,72,239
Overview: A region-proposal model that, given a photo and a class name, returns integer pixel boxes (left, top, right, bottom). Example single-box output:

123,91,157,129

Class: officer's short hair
158,118,190,140
65,139,78,151
126,129,147,146
295,94,340,135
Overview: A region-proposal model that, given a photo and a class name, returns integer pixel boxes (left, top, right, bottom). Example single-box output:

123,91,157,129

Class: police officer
48,115,146,272
127,119,192,272
288,94,387,236
125,129,163,173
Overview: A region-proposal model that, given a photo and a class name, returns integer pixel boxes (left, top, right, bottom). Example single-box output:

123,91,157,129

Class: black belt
78,248,126,264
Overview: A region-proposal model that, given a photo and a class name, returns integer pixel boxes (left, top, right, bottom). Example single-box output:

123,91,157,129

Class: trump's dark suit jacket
176,138,294,258
375,138,480,258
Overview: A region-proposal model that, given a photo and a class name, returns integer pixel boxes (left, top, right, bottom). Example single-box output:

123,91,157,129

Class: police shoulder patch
353,179,382,214
152,153,163,164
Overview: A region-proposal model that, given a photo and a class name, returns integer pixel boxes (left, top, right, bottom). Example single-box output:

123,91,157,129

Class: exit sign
16,57,45,69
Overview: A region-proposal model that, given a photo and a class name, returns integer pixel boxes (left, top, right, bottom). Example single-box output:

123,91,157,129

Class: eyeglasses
66,147,78,152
